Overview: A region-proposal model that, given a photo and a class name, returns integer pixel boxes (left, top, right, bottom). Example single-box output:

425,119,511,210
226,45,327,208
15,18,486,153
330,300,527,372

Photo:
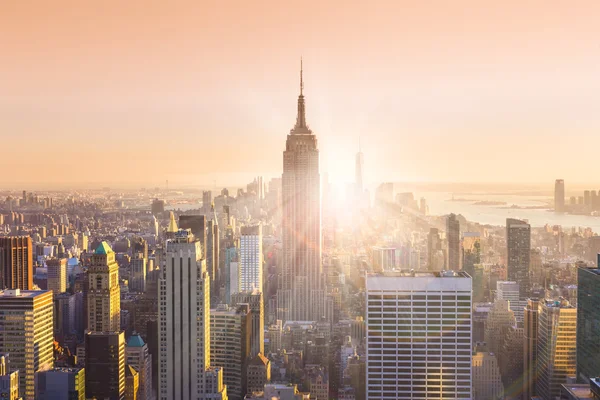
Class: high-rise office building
577,266,600,382
130,253,147,293
427,228,444,271
207,207,220,297
462,232,481,277
506,218,531,298
472,352,504,400
85,331,126,400
210,303,251,400
555,179,565,212
179,214,207,253
537,299,577,400
278,62,324,322
46,257,67,294
365,271,472,399
523,299,539,400
496,281,527,324
231,290,264,357
158,229,227,400
446,214,460,270
0,354,19,400
0,236,33,290
239,225,262,292
203,191,212,214
125,366,139,400
246,353,270,395
0,289,54,399
54,292,77,339
87,242,121,332
126,334,153,400
35,367,86,400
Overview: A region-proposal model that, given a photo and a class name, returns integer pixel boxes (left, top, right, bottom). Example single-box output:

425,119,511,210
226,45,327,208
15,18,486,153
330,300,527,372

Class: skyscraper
85,331,126,400
46,257,67,294
158,229,226,400
0,289,54,399
231,290,264,357
427,228,444,271
554,179,565,212
447,214,460,269
126,334,153,400
536,299,577,400
0,236,33,290
278,61,324,322
506,218,531,298
576,266,600,382
210,303,251,400
87,242,121,332
239,225,262,292
0,354,19,400
35,367,86,400
130,252,147,293
462,232,481,277
523,299,539,400
365,271,472,399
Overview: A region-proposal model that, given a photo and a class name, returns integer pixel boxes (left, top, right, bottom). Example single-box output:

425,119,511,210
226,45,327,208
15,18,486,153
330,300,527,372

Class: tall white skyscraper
278,61,324,322
366,271,472,400
239,224,262,292
158,229,227,400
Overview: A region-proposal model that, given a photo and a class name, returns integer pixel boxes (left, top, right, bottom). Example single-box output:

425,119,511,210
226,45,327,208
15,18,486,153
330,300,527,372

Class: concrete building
46,257,67,294
54,292,76,339
126,334,153,400
427,228,444,271
35,367,85,400
523,299,540,400
278,63,324,322
87,242,121,332
246,353,271,394
125,365,139,400
371,247,396,272
496,281,527,324
85,331,126,400
210,303,251,400
472,352,504,400
462,232,481,277
130,253,147,293
506,218,531,298
537,299,577,400
484,299,516,355
0,289,54,399
263,384,310,400
231,290,264,357
446,213,460,269
0,355,19,400
240,225,263,292
0,236,33,290
158,229,227,400
365,271,472,399
576,266,600,382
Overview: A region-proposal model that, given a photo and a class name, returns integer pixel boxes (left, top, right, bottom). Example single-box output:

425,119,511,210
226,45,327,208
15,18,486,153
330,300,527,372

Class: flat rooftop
367,270,470,278
0,289,50,298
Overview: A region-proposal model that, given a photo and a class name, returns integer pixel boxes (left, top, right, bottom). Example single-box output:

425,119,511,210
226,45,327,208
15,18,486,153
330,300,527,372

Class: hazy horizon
3,1,600,187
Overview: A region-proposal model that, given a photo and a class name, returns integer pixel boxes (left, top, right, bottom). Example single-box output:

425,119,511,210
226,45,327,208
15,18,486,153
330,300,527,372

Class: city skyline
3,1,600,187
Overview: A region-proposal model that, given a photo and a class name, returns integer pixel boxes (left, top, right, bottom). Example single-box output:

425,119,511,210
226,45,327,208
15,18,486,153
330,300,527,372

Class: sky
2,0,600,189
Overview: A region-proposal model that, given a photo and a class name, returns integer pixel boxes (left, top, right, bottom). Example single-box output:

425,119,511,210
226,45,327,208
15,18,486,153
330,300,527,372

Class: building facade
35,367,86,400
126,334,153,400
523,299,539,400
472,352,504,400
87,242,121,332
0,289,54,399
576,266,600,382
231,291,264,357
365,271,472,399
46,258,67,294
210,304,251,400
0,236,33,290
85,331,126,400
278,63,324,322
506,218,531,298
446,214,460,269
537,299,577,400
239,225,262,292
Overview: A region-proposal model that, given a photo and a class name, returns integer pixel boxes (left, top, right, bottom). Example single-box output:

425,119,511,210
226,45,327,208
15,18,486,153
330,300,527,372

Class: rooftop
95,241,114,255
368,270,470,278
127,334,145,348
0,289,50,299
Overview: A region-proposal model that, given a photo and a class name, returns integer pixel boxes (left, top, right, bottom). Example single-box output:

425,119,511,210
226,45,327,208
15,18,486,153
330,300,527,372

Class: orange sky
2,0,600,189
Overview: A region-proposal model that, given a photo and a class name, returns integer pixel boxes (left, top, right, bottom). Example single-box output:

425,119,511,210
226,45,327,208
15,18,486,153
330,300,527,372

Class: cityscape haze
2,2,600,400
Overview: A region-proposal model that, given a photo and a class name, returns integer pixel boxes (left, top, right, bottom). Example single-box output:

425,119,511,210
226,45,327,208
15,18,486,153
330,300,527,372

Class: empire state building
277,62,324,322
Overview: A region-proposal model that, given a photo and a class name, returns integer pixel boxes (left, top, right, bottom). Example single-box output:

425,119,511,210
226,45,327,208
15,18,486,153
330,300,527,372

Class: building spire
294,58,308,130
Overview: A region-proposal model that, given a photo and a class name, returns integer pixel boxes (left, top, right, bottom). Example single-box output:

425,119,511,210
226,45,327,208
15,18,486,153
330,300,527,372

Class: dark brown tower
0,236,33,290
